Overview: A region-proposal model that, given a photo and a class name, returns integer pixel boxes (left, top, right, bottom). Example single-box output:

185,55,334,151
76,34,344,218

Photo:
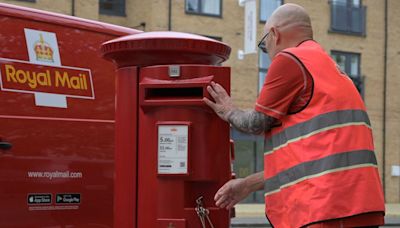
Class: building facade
2,0,399,203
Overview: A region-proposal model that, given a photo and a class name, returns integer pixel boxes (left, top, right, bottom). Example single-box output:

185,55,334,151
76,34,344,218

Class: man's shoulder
271,52,302,69
273,52,296,63
283,40,325,55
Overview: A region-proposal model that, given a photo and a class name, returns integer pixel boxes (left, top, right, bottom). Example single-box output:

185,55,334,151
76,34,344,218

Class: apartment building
1,0,399,204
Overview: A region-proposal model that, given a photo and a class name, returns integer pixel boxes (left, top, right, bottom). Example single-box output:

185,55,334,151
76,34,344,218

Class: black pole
168,0,172,31
71,0,75,16
382,0,388,198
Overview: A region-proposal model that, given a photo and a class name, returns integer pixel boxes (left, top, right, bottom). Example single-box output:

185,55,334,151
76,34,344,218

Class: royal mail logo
0,59,93,98
34,34,54,62
0,28,94,108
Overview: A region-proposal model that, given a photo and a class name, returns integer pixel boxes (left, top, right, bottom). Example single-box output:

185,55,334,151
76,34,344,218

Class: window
99,0,125,16
230,128,265,203
185,0,222,17
260,0,282,22
330,0,366,35
331,51,364,96
203,35,222,42
258,51,271,93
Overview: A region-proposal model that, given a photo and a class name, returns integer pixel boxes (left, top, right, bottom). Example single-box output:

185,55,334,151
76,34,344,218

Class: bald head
267,3,313,38
262,3,313,57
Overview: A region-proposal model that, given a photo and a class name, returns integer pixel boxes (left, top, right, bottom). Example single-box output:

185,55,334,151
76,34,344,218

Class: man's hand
214,178,250,210
203,81,235,122
215,172,264,209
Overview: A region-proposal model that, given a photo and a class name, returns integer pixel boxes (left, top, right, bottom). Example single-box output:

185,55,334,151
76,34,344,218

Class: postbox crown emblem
34,34,54,62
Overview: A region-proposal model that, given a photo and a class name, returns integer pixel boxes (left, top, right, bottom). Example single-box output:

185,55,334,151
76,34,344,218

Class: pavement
231,204,400,227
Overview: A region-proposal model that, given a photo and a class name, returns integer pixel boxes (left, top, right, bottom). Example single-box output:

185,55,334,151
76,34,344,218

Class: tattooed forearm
226,109,276,134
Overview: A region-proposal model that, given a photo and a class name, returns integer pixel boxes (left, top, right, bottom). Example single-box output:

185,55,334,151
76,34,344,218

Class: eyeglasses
257,31,270,53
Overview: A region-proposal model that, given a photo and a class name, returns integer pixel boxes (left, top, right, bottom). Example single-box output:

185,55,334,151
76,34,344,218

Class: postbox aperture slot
145,87,203,100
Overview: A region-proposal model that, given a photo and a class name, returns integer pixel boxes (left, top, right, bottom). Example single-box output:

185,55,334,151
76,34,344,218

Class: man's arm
227,109,276,134
203,81,276,134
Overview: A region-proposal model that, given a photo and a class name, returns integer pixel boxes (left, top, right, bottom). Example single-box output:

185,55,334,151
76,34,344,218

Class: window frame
329,0,366,36
185,0,223,18
331,50,361,77
331,50,364,97
259,0,283,23
99,0,126,17
258,50,271,93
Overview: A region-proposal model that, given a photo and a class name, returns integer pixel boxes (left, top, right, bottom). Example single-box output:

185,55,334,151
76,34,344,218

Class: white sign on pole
244,0,257,54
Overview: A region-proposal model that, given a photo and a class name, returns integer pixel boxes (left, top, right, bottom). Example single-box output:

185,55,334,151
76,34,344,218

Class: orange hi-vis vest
263,40,385,228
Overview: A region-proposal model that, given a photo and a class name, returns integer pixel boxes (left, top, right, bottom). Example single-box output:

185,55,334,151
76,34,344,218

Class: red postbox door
137,64,231,228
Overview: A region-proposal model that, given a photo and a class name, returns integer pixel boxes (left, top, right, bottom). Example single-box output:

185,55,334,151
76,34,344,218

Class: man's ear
271,27,280,45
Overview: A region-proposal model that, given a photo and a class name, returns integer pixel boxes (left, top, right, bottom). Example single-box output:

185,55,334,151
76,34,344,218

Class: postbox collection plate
157,123,189,175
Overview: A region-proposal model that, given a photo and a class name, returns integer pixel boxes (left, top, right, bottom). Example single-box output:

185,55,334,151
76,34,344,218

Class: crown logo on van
34,34,54,62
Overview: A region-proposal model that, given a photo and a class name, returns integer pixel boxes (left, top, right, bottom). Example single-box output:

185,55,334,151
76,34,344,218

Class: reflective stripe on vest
264,109,371,155
264,149,378,196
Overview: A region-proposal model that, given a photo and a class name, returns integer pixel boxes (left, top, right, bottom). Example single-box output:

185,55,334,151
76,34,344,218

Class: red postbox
102,32,233,228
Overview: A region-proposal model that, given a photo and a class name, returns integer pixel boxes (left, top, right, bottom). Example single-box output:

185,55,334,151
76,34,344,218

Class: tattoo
227,109,276,134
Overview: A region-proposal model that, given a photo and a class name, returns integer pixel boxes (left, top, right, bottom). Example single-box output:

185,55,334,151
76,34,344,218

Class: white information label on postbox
158,125,188,174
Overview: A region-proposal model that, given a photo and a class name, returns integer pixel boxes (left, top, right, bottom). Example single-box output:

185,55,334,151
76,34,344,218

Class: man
203,3,385,228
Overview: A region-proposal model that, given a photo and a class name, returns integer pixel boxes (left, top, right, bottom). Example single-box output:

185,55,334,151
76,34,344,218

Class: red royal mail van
0,3,140,227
